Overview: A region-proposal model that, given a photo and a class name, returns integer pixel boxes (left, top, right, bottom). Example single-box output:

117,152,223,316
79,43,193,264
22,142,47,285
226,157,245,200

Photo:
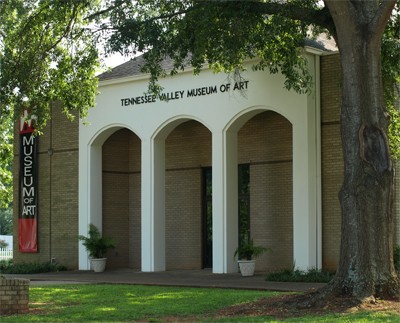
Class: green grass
1,284,399,322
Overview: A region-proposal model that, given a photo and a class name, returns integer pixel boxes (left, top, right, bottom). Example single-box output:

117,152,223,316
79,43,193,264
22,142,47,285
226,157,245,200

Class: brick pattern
165,169,203,270
98,114,294,271
239,112,293,272
250,163,293,272
0,278,29,315
320,54,343,271
102,129,141,269
13,102,79,269
165,122,211,270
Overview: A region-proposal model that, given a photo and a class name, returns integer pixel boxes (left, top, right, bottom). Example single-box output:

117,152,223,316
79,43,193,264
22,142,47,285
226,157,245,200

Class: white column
141,137,166,272
212,130,238,273
292,108,318,270
79,144,102,270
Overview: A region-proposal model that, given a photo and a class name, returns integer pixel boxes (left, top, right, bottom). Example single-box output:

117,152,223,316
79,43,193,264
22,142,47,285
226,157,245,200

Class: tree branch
84,2,124,21
195,0,334,31
373,0,397,36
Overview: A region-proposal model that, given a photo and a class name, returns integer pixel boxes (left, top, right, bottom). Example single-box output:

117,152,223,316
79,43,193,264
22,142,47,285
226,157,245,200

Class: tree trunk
324,0,400,300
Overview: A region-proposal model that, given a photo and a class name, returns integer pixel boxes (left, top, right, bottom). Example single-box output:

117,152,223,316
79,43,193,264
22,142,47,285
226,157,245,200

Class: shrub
266,267,335,283
0,239,9,248
0,259,67,274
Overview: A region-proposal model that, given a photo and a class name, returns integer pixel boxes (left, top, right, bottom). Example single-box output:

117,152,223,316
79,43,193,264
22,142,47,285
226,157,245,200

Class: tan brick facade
17,53,396,273
13,102,79,268
0,278,29,315
100,112,293,271
320,54,343,271
102,129,141,269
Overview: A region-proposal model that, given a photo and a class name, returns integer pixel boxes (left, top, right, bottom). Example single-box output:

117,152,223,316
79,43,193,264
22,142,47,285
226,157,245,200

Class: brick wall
165,121,211,270
165,113,292,272
13,102,79,269
320,54,343,270
238,111,293,272
102,129,141,269
0,278,29,315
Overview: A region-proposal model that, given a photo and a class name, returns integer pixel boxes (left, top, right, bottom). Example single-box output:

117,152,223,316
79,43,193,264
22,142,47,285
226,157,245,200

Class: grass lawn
1,284,399,322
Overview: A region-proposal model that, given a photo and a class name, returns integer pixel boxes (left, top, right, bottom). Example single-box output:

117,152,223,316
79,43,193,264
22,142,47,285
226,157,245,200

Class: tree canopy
0,0,101,204
0,0,100,128
1,0,400,301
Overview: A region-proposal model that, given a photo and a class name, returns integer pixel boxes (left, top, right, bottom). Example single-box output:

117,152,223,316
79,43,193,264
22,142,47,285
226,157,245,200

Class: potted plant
234,239,270,276
78,224,115,272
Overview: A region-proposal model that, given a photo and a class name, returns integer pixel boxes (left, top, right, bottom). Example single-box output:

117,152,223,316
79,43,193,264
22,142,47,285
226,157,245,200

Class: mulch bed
216,293,400,320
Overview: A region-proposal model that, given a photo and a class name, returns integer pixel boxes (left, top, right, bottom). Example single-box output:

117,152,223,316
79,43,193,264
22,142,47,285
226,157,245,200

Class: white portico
78,53,322,273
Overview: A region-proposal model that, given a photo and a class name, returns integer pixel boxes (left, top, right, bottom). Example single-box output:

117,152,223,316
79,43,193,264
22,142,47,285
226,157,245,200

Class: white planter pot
237,260,256,276
90,258,107,272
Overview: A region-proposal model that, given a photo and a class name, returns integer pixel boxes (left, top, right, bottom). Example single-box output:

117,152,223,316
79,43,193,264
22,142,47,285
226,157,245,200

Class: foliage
266,267,335,283
234,239,270,261
0,259,67,274
0,207,13,235
78,223,115,258
0,0,101,131
0,239,8,248
102,0,319,96
382,6,400,159
0,116,13,208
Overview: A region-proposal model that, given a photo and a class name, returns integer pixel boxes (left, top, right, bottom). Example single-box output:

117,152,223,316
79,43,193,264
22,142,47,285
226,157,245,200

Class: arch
224,105,294,134
102,128,142,270
79,124,142,270
152,115,212,141
89,123,142,147
141,115,212,272
212,104,320,273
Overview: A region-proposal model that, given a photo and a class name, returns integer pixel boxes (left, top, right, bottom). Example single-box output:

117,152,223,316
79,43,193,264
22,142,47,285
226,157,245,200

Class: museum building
13,42,400,274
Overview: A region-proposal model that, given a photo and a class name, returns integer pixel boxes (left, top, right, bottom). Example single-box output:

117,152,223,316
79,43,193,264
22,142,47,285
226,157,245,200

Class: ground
216,292,400,320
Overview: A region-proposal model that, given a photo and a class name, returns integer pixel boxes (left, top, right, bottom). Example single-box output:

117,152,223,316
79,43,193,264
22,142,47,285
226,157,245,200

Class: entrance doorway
202,164,250,268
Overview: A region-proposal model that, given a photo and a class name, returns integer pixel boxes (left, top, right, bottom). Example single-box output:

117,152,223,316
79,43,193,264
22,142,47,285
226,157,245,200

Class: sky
102,52,130,68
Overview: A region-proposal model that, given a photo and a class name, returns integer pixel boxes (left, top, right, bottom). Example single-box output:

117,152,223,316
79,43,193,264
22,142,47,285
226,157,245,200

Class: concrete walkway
5,269,326,292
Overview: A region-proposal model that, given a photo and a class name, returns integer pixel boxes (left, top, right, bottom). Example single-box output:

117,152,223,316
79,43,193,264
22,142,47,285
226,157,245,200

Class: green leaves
105,1,315,95
0,113,13,208
0,0,100,130
78,224,115,258
382,1,400,159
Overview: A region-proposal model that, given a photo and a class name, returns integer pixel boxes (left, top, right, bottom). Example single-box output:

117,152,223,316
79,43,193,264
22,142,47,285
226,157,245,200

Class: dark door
202,164,250,268
202,167,212,268
238,164,250,248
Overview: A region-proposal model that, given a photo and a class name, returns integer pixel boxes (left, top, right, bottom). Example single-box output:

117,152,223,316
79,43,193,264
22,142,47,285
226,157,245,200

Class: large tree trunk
324,0,400,299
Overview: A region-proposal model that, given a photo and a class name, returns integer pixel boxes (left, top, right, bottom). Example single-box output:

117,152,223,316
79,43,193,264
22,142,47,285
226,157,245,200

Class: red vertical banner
18,111,38,253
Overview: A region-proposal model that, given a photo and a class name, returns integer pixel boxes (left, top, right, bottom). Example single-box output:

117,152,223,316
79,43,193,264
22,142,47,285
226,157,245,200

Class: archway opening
164,120,212,270
237,110,293,272
102,128,142,269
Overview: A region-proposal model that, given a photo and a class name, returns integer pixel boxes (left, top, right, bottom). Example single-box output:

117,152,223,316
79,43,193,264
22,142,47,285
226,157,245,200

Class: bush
266,267,335,283
0,259,67,274
0,239,9,248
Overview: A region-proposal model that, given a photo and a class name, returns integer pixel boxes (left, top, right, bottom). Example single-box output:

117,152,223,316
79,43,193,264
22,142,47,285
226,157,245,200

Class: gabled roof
98,56,176,81
98,36,337,82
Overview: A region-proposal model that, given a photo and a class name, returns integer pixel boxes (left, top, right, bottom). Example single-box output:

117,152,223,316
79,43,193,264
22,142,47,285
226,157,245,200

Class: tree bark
324,0,400,299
